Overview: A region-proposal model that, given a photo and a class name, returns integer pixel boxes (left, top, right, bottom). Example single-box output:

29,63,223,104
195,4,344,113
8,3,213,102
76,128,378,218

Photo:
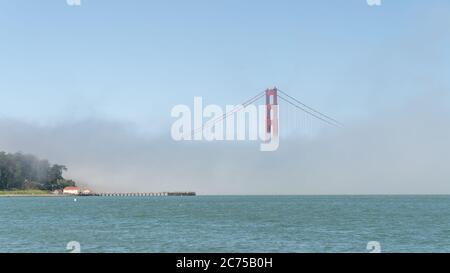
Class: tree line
0,151,75,191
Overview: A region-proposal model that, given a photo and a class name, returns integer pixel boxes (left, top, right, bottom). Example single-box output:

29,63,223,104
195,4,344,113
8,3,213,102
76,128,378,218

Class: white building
63,186,80,195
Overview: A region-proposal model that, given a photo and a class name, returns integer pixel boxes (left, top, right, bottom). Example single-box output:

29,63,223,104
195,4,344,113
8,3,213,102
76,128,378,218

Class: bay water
1,195,449,252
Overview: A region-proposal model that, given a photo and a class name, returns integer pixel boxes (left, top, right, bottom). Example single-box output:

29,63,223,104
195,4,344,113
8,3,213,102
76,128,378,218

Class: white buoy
74,198,77,202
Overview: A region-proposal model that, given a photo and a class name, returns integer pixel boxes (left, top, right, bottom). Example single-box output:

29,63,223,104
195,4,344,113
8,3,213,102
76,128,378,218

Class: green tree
0,151,75,191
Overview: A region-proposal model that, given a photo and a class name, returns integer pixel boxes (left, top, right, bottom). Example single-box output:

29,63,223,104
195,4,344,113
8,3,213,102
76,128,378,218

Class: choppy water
1,195,450,252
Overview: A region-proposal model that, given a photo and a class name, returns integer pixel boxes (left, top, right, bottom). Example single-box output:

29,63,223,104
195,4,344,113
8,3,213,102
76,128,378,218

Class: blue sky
0,0,449,133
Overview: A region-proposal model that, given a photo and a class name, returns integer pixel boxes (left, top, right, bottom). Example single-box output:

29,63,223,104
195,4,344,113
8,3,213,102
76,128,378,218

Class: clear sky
1,0,450,194
0,0,449,131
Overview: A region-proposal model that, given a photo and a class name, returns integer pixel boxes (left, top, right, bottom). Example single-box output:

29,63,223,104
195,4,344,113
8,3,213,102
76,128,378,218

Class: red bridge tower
265,87,278,139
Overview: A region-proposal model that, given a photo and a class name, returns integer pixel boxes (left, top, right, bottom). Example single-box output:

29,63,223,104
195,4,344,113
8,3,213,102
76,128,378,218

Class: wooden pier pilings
90,192,196,197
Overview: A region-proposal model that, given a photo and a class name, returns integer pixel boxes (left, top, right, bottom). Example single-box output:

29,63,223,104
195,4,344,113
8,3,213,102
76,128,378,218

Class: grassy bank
0,189,50,195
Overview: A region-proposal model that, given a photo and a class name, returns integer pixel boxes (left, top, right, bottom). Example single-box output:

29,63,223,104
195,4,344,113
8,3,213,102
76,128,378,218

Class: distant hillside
0,151,75,191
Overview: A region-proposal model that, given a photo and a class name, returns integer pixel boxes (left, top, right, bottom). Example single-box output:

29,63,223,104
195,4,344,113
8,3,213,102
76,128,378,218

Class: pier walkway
81,192,196,197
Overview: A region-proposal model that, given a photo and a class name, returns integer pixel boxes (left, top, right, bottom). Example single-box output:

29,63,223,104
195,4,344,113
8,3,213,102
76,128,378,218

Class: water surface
1,195,449,252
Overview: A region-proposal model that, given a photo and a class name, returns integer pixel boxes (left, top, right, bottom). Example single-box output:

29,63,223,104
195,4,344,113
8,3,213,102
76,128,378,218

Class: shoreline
0,191,197,197
0,194,74,197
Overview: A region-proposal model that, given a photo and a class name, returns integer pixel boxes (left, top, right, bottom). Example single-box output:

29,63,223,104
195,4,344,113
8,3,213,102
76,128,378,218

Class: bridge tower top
265,87,278,137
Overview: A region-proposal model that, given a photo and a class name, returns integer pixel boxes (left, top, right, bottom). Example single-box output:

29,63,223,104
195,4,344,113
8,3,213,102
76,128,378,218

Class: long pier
81,192,196,197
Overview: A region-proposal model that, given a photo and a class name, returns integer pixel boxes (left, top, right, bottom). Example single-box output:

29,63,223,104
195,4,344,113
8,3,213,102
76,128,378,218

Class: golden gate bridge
191,87,342,140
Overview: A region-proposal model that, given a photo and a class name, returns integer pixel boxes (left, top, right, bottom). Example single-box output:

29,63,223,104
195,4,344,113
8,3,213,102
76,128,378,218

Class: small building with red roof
63,186,80,195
